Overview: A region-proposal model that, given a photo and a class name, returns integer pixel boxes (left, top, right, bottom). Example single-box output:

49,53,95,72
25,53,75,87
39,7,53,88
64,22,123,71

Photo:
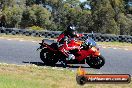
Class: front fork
37,46,43,51
91,47,100,57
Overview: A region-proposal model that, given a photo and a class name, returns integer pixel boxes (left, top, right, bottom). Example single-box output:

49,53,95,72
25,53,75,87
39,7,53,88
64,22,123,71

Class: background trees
91,0,132,35
0,0,132,35
3,5,23,27
20,5,52,29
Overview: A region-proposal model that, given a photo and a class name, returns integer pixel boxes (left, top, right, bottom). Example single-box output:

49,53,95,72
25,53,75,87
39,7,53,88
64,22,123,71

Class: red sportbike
37,37,105,69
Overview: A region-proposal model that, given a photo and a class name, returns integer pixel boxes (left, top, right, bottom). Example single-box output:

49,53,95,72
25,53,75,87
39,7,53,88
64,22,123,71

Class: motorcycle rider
57,24,83,60
57,24,83,44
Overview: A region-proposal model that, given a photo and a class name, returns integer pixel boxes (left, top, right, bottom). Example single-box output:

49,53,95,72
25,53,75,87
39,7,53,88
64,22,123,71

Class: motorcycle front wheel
40,49,58,66
86,55,105,69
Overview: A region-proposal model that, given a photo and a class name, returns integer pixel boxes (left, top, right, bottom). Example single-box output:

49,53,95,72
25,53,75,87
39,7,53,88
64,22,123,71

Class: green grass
98,42,132,46
0,34,43,41
0,75,44,88
97,42,132,49
0,64,76,88
0,63,131,88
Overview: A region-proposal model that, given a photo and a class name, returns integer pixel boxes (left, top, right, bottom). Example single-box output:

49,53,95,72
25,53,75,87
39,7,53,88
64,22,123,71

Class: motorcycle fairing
76,47,100,61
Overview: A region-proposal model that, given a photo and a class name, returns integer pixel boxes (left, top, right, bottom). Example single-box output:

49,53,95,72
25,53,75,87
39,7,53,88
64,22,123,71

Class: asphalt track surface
0,38,132,75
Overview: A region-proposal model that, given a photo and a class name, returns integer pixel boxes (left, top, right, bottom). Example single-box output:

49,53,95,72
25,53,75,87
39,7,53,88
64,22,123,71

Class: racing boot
67,54,75,60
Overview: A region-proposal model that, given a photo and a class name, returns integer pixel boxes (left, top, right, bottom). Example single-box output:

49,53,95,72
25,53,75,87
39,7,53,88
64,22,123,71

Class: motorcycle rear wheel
86,55,105,69
40,49,58,66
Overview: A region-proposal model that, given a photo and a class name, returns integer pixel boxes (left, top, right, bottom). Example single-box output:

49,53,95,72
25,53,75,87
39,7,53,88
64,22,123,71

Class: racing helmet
66,24,77,38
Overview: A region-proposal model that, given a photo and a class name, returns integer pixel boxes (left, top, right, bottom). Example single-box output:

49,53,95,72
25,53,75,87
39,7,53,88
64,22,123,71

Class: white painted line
19,40,24,42
32,41,37,43
7,39,12,41
71,70,75,72
97,72,102,74
59,68,64,70
102,47,106,48
124,48,128,51
52,67,58,69
118,48,121,49
113,48,117,49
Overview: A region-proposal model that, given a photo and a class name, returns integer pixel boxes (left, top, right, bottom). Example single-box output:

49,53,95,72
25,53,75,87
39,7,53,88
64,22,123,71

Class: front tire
86,55,105,69
40,49,58,66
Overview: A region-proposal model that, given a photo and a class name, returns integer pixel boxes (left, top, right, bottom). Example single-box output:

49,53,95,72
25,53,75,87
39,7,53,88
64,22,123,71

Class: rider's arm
57,33,65,42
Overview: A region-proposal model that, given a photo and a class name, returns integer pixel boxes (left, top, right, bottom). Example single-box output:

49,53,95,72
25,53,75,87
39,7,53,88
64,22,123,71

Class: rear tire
40,49,58,66
86,55,105,69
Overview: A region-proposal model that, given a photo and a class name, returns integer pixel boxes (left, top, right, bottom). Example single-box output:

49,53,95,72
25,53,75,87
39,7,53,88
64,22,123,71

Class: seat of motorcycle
42,39,57,45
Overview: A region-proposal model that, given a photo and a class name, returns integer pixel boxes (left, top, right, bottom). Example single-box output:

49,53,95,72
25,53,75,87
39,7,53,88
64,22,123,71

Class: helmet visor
70,26,76,31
